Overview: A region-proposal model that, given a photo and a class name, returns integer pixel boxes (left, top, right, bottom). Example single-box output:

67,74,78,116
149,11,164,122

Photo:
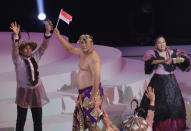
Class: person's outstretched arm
36,20,53,59
10,21,20,60
53,28,81,56
145,87,155,127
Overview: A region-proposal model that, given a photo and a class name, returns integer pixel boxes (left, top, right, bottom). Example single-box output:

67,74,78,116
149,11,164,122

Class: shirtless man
54,28,104,131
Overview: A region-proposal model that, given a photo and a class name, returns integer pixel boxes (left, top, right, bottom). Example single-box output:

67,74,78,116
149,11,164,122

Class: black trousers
16,105,42,131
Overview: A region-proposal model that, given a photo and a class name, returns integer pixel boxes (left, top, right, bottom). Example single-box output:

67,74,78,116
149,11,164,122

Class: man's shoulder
91,51,101,60
92,50,100,57
88,52,100,66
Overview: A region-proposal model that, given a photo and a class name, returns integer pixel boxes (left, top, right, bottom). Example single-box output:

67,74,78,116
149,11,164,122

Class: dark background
1,0,191,46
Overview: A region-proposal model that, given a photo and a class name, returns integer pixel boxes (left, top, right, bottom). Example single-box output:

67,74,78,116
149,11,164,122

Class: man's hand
10,21,20,36
44,20,53,34
53,28,60,37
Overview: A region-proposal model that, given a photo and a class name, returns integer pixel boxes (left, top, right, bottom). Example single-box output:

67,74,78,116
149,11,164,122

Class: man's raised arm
10,21,20,60
37,20,53,56
54,28,80,56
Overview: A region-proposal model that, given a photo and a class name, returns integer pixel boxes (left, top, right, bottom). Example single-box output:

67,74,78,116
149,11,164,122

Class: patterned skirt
72,85,104,131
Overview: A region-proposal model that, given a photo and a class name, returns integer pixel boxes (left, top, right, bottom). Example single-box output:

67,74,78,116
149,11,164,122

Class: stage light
38,13,46,20
36,0,46,20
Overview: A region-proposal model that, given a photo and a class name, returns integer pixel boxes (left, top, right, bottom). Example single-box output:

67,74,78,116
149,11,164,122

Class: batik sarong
73,85,104,131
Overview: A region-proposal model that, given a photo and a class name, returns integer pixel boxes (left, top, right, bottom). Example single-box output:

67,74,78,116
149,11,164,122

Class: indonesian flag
59,9,72,24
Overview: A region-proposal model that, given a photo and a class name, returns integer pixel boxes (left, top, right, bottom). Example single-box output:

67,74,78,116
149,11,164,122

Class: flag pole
55,18,60,28
56,9,62,28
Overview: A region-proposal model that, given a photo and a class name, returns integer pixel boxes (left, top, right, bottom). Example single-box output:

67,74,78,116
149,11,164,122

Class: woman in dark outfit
140,36,190,131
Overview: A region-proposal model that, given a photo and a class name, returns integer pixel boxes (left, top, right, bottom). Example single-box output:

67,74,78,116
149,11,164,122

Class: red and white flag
58,9,72,24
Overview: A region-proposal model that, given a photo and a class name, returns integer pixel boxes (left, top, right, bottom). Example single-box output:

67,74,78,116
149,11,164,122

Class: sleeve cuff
44,33,52,39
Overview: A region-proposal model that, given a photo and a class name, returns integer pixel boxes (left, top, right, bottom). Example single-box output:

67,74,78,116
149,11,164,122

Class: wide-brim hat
18,41,37,51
